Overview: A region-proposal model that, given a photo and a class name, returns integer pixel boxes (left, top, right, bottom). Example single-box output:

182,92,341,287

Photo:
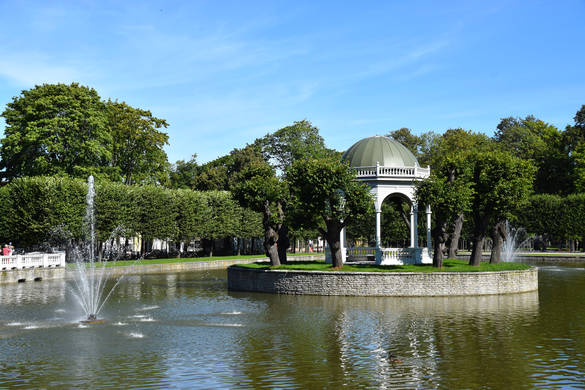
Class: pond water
1,266,584,389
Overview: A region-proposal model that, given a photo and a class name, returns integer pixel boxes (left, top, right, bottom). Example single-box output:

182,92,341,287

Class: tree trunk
237,238,242,256
469,236,485,266
209,240,214,257
325,221,344,268
490,221,507,264
264,225,280,265
263,200,280,266
431,222,448,268
277,224,289,264
448,213,464,259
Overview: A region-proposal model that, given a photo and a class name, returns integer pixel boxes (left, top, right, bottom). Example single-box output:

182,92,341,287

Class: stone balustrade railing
346,247,377,256
345,247,432,265
354,165,430,179
0,253,66,270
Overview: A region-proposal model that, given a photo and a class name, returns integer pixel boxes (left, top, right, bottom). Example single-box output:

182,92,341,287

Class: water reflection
0,267,584,389
232,291,540,389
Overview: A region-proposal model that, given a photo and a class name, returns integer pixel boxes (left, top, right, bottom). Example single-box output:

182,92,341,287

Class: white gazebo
333,135,432,265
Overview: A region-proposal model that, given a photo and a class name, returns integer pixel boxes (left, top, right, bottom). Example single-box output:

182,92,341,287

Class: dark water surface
1,266,584,389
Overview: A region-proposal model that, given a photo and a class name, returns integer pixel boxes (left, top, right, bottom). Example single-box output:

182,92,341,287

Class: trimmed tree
415,173,473,268
232,159,289,265
467,151,535,266
286,157,373,268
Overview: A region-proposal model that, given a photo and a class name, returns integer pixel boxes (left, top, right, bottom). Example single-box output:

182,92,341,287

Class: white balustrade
0,253,66,270
346,247,432,265
346,247,376,256
354,165,430,179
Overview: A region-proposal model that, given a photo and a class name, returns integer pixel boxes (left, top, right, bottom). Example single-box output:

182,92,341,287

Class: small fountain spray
502,221,531,263
71,176,125,323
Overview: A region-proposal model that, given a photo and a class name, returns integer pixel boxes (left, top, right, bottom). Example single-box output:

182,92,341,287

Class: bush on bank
0,176,263,257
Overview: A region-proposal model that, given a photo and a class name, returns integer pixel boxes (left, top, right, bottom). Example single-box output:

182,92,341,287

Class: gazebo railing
345,247,432,265
354,165,430,179
0,253,66,270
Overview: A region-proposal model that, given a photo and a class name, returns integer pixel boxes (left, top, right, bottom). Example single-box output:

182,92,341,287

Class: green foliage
169,155,199,189
204,191,239,240
416,174,473,229
256,120,332,172
106,100,170,185
519,193,585,242
287,156,373,267
0,176,86,246
495,116,569,194
232,159,288,225
173,189,209,242
564,105,585,192
0,83,112,180
466,151,536,265
0,83,170,185
387,128,439,166
468,151,536,223
287,157,374,231
94,180,136,241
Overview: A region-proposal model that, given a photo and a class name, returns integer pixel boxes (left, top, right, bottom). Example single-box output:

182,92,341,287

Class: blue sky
0,1,584,164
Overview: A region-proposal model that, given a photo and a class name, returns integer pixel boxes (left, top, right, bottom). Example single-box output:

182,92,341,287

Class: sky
0,0,584,164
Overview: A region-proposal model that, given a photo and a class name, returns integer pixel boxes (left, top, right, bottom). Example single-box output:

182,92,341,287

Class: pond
1,265,584,389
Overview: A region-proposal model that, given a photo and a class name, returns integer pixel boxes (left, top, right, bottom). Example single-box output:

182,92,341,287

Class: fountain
71,176,125,323
502,221,531,262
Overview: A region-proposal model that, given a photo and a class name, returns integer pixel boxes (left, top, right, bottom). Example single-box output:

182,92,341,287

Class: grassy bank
235,259,532,272
67,252,323,268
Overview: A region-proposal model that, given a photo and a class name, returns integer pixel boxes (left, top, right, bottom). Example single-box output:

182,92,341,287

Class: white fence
345,247,432,265
0,253,66,270
354,165,430,179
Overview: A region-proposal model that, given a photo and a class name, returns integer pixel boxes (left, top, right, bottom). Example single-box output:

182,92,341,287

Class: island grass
234,258,532,272
66,252,323,268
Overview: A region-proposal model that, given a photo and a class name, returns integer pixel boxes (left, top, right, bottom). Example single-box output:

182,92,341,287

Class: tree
495,116,569,194
106,100,170,185
232,158,289,265
0,83,112,181
564,105,585,192
287,157,374,268
202,191,239,256
169,155,199,189
416,173,473,267
426,129,493,258
466,151,535,266
387,128,439,166
256,120,331,172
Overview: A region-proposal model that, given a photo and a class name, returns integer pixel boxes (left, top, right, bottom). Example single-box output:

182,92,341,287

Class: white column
426,204,432,251
375,210,382,248
413,203,418,249
410,206,415,248
340,227,347,263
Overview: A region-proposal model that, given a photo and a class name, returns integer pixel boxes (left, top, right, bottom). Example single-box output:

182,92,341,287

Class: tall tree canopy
256,120,332,172
0,83,170,185
0,83,112,180
387,128,439,167
106,100,169,185
495,115,569,194
564,105,585,192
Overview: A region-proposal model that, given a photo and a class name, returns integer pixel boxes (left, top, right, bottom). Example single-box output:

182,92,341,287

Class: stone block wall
228,267,538,296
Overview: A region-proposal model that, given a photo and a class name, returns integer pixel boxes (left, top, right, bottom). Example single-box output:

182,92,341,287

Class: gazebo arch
339,135,432,265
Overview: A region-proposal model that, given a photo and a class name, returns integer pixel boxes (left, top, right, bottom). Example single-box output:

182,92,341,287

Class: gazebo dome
342,135,418,167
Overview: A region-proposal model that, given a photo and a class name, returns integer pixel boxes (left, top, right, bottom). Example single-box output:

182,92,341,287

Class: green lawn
234,258,532,272
67,252,323,268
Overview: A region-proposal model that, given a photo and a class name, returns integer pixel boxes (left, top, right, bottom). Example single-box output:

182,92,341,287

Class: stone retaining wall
227,267,538,296
0,267,67,284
